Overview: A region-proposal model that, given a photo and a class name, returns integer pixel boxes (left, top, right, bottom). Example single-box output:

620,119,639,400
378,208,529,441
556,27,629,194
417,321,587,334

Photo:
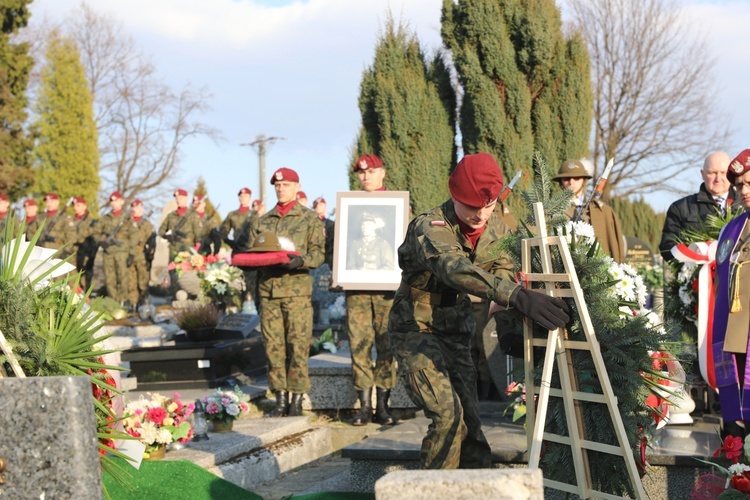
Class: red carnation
146,406,168,426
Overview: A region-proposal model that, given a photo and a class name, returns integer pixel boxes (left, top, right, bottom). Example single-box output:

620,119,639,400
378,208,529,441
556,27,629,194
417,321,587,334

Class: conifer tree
354,15,456,215
0,1,34,200
610,197,666,253
33,31,100,214
193,177,221,225
442,0,592,191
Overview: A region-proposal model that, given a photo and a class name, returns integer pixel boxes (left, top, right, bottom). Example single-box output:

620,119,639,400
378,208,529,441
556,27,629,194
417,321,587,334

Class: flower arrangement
198,260,245,308
201,387,249,425
168,245,220,276
310,327,341,355
327,296,346,321
504,381,527,423
123,392,194,455
693,434,750,498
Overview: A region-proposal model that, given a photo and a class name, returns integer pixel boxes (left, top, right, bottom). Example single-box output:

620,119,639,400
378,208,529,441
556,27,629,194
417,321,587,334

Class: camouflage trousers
260,295,313,393
346,291,397,391
103,251,130,303
390,329,491,469
470,300,492,384
128,254,149,304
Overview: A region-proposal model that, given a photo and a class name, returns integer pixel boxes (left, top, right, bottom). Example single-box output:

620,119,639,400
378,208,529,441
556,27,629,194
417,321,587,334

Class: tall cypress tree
0,1,34,201
34,31,100,214
442,0,592,190
354,15,456,215
611,197,666,254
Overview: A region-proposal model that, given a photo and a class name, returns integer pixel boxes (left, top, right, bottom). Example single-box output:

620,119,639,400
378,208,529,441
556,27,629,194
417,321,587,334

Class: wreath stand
0,329,26,378
522,203,646,499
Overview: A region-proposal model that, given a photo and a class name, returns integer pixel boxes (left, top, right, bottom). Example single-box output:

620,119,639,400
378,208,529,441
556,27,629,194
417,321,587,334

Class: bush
172,302,220,330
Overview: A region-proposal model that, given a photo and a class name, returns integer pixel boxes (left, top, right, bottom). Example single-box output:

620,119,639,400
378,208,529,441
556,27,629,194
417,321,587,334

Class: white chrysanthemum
729,463,750,476
634,276,648,308
677,262,697,282
138,422,159,445
609,263,624,281
618,306,635,318
678,286,692,308
155,428,173,444
225,403,240,416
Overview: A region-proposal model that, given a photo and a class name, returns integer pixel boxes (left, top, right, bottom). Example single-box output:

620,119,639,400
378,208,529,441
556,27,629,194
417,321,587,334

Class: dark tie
715,196,726,216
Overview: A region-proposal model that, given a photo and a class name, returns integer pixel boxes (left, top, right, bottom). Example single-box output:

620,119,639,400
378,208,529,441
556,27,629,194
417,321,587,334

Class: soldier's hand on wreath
511,287,570,330
278,254,304,270
126,254,134,267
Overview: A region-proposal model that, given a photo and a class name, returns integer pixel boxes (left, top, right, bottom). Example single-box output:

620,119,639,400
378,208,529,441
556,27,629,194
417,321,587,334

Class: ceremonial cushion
232,251,299,268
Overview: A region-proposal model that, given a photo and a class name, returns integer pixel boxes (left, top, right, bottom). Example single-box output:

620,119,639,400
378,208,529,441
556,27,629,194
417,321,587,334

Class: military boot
268,391,288,417
288,393,304,416
375,388,396,425
352,387,373,426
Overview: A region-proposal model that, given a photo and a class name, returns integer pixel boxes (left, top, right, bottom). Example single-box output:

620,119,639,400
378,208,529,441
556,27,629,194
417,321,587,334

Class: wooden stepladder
522,203,646,500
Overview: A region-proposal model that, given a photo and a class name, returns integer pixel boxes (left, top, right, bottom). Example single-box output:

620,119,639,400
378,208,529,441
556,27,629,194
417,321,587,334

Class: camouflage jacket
158,209,201,255
195,213,220,252
321,217,335,267
246,203,325,298
72,213,99,256
220,208,255,239
24,216,40,242
39,210,76,252
98,210,131,254
129,218,156,258
389,199,518,336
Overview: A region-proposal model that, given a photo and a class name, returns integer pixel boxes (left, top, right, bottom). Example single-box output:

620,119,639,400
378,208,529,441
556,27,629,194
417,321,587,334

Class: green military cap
552,159,592,181
247,232,282,252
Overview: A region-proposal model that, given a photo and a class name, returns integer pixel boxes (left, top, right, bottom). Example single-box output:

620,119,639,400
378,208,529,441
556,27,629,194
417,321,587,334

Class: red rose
731,473,750,493
714,435,744,463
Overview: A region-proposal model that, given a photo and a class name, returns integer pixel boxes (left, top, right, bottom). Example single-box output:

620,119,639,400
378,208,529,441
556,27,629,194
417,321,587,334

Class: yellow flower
163,417,174,426
190,254,205,268
167,402,178,413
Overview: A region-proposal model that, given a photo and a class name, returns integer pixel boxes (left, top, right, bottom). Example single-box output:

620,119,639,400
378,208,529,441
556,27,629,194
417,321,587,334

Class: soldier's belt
398,282,460,307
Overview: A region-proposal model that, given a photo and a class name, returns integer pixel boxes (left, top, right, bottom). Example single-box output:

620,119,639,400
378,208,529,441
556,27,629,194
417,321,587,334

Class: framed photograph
331,191,410,291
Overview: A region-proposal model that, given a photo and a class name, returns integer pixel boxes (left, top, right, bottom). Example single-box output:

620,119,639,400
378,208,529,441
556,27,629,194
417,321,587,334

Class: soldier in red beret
220,186,259,305
158,188,201,262
98,191,132,305
128,199,156,306
296,191,308,208
713,149,750,437
239,167,325,417
389,152,569,469
38,192,74,253
72,197,98,292
313,197,334,268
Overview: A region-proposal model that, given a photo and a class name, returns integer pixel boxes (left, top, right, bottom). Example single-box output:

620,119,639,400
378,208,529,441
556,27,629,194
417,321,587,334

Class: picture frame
331,191,410,291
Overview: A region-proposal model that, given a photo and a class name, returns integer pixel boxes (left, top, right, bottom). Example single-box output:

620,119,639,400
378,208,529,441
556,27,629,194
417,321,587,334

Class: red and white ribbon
671,241,718,390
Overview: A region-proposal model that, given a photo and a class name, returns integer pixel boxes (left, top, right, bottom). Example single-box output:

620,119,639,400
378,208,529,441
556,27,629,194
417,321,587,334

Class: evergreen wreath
493,152,682,496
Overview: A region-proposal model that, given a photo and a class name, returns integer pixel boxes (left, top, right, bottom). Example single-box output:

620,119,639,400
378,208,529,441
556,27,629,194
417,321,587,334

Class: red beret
174,189,188,197
0,194,8,202
73,196,86,204
238,187,251,196
449,153,505,208
297,191,307,200
193,194,205,203
109,191,123,201
130,199,143,207
354,154,383,172
728,149,750,184
44,193,59,201
271,167,299,184
312,196,326,208
23,199,36,207
252,199,262,207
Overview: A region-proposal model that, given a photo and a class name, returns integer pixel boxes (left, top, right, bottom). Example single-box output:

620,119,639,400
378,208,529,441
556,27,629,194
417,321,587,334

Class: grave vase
212,419,234,433
144,443,167,460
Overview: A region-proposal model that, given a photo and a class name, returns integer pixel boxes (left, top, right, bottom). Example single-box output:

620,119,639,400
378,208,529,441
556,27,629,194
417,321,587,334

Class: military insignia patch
731,160,745,174
430,220,446,226
275,171,283,181
359,159,368,170
718,238,734,265
258,235,266,243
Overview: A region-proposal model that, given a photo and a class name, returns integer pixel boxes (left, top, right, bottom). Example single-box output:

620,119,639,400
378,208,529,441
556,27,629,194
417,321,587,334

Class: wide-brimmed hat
553,160,592,181
247,232,282,252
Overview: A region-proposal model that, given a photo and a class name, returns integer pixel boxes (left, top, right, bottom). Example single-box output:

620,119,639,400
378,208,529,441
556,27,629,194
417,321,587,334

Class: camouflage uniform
128,217,156,304
346,291,397,390
389,199,517,469
0,213,9,238
194,213,220,255
158,209,201,260
245,203,324,393
98,210,132,302
222,207,258,304
24,216,40,242
321,217,335,268
72,212,99,292
38,210,76,256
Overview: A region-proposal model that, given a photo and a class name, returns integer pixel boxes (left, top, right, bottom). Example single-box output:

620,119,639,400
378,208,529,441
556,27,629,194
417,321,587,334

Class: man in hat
38,192,75,254
313,196,334,268
252,199,266,216
127,199,156,306
712,149,750,437
0,194,10,237
221,187,259,305
158,188,200,261
660,152,739,262
98,191,132,306
193,194,220,255
238,167,325,418
390,152,570,469
553,159,625,263
23,199,39,242
344,154,400,426
296,191,309,208
71,197,99,292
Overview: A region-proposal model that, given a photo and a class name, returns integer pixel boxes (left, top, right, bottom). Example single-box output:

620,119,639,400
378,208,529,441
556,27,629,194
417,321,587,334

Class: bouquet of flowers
168,245,220,276
198,260,245,308
693,434,750,498
201,387,249,425
123,392,194,455
504,381,527,423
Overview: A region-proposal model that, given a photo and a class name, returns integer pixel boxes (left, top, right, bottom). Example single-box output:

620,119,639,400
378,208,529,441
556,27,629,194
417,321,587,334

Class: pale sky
25,0,750,216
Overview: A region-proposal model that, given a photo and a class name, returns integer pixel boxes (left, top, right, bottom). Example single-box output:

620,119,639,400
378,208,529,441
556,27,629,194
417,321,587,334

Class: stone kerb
374,469,544,500
0,376,103,499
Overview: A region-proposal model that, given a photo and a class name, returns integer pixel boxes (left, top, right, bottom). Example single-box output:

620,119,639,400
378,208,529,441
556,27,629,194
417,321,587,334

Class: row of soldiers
0,187,263,309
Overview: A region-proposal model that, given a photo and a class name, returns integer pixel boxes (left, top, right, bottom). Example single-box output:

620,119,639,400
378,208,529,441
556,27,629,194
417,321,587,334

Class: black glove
99,240,111,250
40,235,56,243
163,234,175,244
175,230,187,239
511,287,570,330
223,237,238,251
126,254,134,267
278,254,304,270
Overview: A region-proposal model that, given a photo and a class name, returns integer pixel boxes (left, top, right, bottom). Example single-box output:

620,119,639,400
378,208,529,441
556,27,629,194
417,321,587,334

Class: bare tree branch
568,0,733,199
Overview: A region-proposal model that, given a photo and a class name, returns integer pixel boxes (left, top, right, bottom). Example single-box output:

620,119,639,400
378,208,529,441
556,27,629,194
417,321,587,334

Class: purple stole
713,212,750,421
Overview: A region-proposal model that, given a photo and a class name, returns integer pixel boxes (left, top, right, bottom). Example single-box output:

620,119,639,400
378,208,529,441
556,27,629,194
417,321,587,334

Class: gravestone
0,376,103,499
311,263,344,324
214,313,260,340
625,235,655,267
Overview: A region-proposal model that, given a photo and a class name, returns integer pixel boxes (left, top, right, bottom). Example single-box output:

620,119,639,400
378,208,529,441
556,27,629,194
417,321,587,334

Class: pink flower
206,401,221,414
180,261,192,272
714,435,744,464
146,407,168,426
167,262,176,271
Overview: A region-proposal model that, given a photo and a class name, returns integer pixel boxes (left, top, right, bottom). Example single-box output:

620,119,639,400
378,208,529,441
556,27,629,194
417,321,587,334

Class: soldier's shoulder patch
430,220,446,226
